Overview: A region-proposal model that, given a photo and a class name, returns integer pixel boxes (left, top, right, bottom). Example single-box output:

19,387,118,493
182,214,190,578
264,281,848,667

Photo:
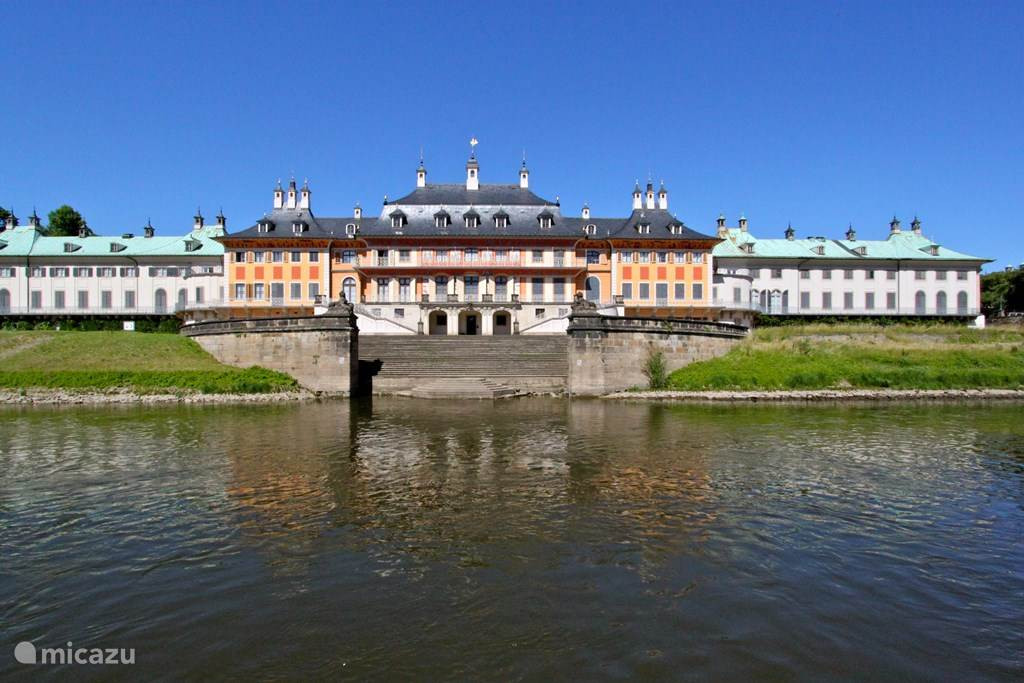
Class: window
308,282,319,299
639,283,650,300
53,291,65,309
822,269,832,280
621,251,633,264
638,251,650,263
376,278,390,302
800,291,810,308
915,270,927,281
535,308,546,318
234,283,245,300
309,252,319,262
253,251,265,263
30,266,46,278
272,251,284,263
866,270,875,280
553,277,566,301
391,212,406,229
394,308,404,319
77,291,89,309
622,282,633,299
693,253,704,264
553,249,565,266
124,291,136,309
844,269,854,280
435,276,448,299
800,270,810,280
50,267,69,277
676,283,687,300
582,224,596,235
494,276,508,301
771,268,783,279
464,212,480,229
290,251,302,263
957,271,968,281
822,292,832,310
270,283,283,301
101,291,112,309
399,278,412,302
399,249,411,263
957,291,969,314
750,268,761,280
94,267,113,278
655,283,669,303
345,223,357,236
887,270,897,280
234,251,245,262
657,252,668,263
290,283,302,299
915,290,926,314
674,252,687,263
936,270,947,281
532,249,544,263
377,249,389,266
494,249,508,263
692,283,703,299
342,278,356,302
194,287,204,304
887,292,896,310
866,292,875,310
532,277,544,300
0,267,16,278
121,267,138,278
31,291,42,309
341,250,356,264
936,291,947,314
585,276,601,301
844,292,854,310
465,248,479,263
253,283,265,300
73,267,92,277
586,250,600,265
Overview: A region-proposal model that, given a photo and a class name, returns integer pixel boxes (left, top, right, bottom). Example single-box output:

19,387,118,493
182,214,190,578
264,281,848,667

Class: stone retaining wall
181,305,358,395
567,310,747,395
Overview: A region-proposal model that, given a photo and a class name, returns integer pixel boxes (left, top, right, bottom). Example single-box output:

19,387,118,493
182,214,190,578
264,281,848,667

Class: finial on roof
634,179,641,192
196,206,202,217
469,136,478,158
522,149,527,167
276,178,282,189
419,146,424,165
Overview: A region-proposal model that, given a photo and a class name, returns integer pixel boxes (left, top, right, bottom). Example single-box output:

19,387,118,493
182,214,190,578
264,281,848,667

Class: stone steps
403,377,520,399
359,335,569,379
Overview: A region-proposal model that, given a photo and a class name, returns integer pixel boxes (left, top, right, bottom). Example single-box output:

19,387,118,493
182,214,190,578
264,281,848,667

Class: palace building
216,153,720,334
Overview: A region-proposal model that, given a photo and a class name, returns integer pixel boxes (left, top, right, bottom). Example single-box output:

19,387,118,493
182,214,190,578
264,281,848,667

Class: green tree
982,269,1024,316
0,206,14,227
46,205,90,237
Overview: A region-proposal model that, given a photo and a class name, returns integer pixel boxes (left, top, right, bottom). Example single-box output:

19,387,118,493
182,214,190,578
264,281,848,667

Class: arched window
915,290,927,314
177,289,187,309
936,291,947,315
957,291,969,315
585,276,600,302
0,289,9,313
154,288,167,313
342,277,356,303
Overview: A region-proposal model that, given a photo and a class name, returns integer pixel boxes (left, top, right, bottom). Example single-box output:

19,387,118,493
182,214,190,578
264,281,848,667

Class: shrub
643,349,669,390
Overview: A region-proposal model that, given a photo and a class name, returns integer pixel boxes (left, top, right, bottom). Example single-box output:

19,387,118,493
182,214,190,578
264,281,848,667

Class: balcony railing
418,253,523,267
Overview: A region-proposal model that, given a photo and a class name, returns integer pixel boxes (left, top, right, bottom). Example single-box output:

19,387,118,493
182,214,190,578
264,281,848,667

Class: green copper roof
0,224,225,258
712,227,988,262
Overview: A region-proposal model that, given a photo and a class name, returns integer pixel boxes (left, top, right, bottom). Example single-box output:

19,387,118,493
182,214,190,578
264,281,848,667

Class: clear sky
3,1,1022,269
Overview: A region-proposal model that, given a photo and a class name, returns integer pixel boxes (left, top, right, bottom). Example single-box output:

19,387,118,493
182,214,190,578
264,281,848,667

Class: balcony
419,253,523,267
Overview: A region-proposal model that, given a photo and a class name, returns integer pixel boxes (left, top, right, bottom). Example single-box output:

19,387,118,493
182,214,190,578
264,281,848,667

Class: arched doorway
957,291,969,315
915,290,927,314
459,310,482,335
585,276,600,302
428,310,448,335
936,291,947,315
342,277,357,303
0,289,9,313
493,310,511,335
177,289,187,309
154,288,167,313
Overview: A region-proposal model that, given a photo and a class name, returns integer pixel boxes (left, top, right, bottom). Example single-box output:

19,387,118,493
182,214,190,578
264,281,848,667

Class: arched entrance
585,276,600,302
459,310,482,335
493,310,511,335
342,277,356,303
428,310,448,335
177,288,187,309
154,288,167,313
0,289,9,313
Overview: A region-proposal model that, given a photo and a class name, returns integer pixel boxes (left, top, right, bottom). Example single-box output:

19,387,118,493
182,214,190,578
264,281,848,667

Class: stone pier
181,300,358,395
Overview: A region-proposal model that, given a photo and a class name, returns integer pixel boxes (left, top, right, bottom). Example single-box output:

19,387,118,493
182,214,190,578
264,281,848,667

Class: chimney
273,179,284,210
193,208,204,231
299,180,311,210
286,179,298,209
645,182,655,210
717,213,726,230
466,153,479,191
78,226,89,238
658,181,668,210
416,160,427,188
785,223,795,240
4,210,16,230
216,209,226,229
519,160,529,189
632,182,642,210
28,209,41,229
738,214,748,232
846,224,856,241
889,215,901,234
353,203,362,220
582,204,590,220
144,220,155,238
911,216,921,235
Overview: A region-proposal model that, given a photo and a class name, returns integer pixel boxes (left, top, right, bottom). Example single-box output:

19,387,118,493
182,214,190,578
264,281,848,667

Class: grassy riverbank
667,324,1024,391
0,331,298,394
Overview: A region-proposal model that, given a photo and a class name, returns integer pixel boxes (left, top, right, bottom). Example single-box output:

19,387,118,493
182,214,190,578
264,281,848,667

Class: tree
46,205,90,237
982,268,1024,316
0,206,14,227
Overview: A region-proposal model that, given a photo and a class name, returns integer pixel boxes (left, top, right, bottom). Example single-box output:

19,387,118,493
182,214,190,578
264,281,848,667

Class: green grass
0,331,298,394
667,323,1024,391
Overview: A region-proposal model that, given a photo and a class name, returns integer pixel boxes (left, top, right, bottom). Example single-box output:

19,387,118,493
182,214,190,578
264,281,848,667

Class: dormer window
63,242,81,253
464,209,480,229
813,245,825,256
185,239,202,252
635,221,650,234
433,210,451,229
667,221,684,235
742,243,756,254
854,246,867,256
109,242,126,253
257,219,275,233
583,224,597,236
291,221,308,234
930,245,939,256
493,210,510,228
389,210,407,229
537,209,554,229
345,223,357,236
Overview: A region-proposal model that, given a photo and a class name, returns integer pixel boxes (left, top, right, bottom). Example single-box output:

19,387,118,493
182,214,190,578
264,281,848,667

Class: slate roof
389,183,556,206
713,227,988,261
0,223,226,257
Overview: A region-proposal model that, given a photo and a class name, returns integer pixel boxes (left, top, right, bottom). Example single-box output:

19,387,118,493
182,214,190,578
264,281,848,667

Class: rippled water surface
1,398,1023,680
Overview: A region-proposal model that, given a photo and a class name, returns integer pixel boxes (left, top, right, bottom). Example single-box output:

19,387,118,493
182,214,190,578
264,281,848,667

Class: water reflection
0,399,1022,680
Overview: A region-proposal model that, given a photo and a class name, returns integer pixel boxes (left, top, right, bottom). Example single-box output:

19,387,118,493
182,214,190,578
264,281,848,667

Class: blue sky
3,1,1022,270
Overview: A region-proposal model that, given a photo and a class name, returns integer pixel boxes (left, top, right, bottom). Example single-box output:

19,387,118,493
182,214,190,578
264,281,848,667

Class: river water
1,398,1022,680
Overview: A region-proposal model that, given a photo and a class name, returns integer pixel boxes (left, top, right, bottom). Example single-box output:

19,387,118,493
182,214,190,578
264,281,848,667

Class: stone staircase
358,335,569,396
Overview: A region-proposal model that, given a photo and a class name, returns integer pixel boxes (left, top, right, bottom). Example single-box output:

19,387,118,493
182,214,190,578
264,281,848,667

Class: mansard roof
0,222,226,257
608,209,718,242
713,226,988,261
389,183,556,207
